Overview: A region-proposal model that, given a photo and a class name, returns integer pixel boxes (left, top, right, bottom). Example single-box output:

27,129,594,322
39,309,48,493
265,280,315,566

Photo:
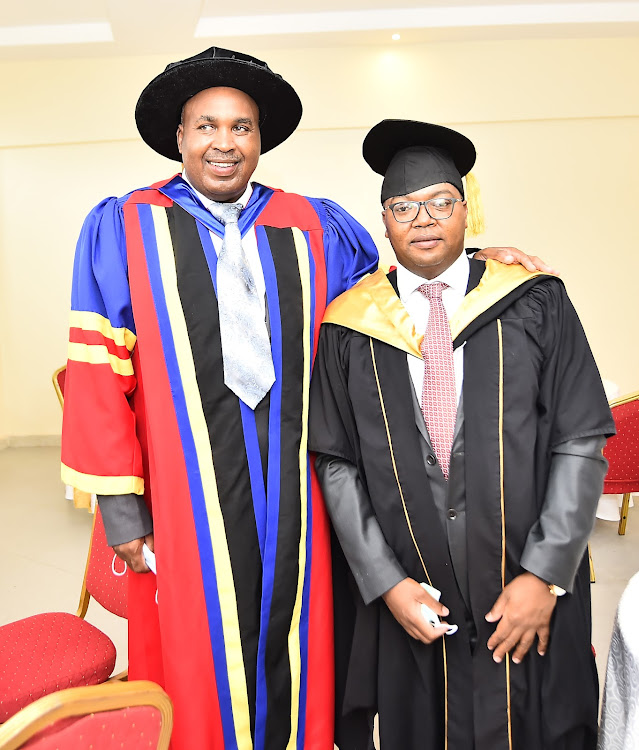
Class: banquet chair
0,681,172,750
51,366,66,409
0,506,128,723
603,391,639,535
52,365,93,512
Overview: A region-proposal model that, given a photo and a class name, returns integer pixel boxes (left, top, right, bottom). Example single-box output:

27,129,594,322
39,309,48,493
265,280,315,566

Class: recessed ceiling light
392,33,401,40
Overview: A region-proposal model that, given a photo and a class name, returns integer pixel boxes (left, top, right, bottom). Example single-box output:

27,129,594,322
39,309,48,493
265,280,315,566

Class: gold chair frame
608,390,639,536
75,510,128,681
53,365,128,680
52,365,93,511
0,681,172,750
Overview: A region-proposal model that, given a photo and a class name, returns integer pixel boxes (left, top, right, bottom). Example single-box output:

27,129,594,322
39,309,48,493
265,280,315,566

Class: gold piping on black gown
369,337,450,750
497,319,514,750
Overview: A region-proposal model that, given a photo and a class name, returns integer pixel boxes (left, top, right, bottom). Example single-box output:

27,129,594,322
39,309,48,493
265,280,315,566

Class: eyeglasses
385,197,464,223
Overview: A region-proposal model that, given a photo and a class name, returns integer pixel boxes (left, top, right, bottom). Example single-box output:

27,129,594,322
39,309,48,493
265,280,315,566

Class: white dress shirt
396,250,470,405
182,173,266,304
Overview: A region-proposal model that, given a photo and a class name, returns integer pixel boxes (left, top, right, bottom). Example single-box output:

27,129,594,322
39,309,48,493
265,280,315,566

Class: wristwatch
548,584,566,597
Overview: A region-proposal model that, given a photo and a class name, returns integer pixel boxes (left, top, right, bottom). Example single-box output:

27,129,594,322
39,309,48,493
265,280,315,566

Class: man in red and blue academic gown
61,47,384,750
309,120,615,750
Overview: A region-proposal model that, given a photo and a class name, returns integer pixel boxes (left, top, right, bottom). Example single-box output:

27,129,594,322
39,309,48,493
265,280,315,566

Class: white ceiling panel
0,0,109,26
0,1,637,61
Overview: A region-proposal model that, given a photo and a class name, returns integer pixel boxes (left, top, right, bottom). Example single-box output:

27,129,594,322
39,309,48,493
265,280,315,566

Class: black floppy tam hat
135,46,303,161
363,119,476,204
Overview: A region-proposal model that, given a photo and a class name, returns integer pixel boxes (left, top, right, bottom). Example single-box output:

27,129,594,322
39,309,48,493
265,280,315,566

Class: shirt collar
397,250,470,302
181,170,253,211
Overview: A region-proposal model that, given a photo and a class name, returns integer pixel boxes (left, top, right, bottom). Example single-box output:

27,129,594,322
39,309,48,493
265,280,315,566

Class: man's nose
212,128,234,151
413,204,435,226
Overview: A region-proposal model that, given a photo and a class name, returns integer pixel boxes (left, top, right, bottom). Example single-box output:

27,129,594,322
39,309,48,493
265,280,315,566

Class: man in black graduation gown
308,119,615,750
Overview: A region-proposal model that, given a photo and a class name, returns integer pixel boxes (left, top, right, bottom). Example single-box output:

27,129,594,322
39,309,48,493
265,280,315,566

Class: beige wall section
0,36,637,439
0,140,165,441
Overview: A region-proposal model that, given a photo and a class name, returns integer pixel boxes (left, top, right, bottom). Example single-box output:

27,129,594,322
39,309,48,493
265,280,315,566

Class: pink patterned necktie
419,282,457,479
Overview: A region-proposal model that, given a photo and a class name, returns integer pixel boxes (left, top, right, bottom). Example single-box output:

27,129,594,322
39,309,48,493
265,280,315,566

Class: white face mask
111,546,158,604
112,554,127,577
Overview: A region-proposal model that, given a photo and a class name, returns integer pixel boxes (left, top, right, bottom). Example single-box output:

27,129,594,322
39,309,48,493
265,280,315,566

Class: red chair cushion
0,613,116,722
603,399,639,494
22,705,162,749
603,479,638,494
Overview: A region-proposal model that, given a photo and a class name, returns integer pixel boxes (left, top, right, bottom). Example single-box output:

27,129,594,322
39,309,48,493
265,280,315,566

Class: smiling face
176,86,261,203
382,182,468,279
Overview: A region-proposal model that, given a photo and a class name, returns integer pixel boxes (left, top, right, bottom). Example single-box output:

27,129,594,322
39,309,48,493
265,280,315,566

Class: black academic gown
309,260,615,750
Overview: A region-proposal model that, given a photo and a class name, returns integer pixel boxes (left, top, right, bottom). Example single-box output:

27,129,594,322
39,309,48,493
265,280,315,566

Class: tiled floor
1,445,637,715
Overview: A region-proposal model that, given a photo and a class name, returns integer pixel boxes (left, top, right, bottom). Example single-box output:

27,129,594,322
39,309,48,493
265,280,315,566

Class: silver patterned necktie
209,201,275,409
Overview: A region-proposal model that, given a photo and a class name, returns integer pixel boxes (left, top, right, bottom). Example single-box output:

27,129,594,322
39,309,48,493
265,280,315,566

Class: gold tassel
464,171,485,237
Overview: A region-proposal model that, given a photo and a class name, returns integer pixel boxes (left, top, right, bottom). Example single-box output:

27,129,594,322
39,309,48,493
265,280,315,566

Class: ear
381,209,389,239
176,123,184,155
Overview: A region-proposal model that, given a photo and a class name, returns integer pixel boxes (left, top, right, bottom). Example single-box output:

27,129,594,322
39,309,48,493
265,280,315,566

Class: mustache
205,150,239,161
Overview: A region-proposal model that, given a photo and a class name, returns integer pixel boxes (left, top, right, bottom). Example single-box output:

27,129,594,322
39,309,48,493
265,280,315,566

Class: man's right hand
113,532,155,574
382,577,450,643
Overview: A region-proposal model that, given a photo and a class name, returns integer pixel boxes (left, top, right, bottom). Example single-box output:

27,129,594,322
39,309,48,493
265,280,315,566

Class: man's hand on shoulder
474,247,558,275
113,532,155,574
382,577,450,644
485,571,558,664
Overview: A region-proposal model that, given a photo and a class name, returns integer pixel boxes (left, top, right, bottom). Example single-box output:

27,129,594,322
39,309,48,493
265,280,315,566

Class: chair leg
73,488,93,512
588,543,595,583
618,493,631,535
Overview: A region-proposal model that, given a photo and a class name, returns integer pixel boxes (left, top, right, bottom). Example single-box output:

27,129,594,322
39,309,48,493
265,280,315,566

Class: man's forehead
386,182,462,204
184,86,259,113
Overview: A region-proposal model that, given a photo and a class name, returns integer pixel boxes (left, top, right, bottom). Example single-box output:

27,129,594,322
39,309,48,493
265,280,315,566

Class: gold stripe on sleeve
67,342,134,377
61,463,144,495
69,310,137,351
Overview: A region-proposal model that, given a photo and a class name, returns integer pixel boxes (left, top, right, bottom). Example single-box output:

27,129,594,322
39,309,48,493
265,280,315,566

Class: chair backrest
603,391,639,493
51,366,66,409
53,364,93,512
0,680,173,750
78,506,128,620
51,365,127,619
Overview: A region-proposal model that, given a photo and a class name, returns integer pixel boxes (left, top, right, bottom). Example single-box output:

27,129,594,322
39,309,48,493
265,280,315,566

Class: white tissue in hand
142,543,157,575
419,582,458,635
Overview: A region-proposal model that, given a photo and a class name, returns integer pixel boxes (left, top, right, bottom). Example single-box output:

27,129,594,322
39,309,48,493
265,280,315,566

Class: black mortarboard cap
363,119,476,204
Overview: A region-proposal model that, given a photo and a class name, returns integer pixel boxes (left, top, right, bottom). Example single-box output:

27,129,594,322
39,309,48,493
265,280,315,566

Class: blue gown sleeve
62,195,144,497
71,196,135,334
307,197,379,304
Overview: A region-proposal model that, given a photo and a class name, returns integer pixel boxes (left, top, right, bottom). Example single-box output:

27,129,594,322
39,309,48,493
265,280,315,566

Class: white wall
1,36,638,441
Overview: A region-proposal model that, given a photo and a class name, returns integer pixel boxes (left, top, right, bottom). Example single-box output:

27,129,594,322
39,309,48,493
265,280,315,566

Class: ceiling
1,0,638,62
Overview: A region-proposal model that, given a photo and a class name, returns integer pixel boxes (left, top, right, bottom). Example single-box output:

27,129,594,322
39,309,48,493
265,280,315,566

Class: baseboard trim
0,435,61,449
